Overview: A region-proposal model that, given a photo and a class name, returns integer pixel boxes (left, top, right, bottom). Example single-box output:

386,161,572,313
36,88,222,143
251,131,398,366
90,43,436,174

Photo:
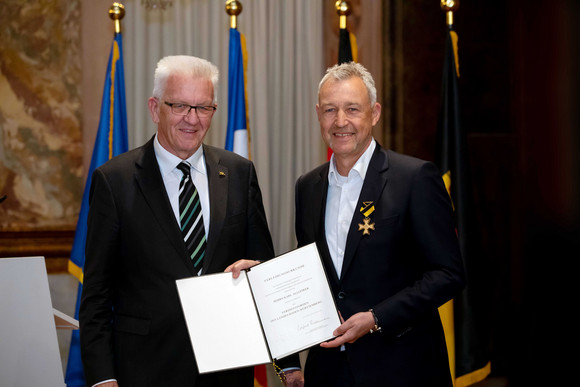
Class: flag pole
335,0,357,63
225,0,242,30
440,0,459,27
109,2,125,35
225,0,252,160
438,3,460,384
441,0,460,78
335,0,351,30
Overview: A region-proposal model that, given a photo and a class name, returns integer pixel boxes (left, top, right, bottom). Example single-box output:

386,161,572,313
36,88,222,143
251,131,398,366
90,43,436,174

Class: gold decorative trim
0,229,74,274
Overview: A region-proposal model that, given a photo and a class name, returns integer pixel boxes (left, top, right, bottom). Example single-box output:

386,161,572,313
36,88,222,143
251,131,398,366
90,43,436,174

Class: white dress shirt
325,139,376,279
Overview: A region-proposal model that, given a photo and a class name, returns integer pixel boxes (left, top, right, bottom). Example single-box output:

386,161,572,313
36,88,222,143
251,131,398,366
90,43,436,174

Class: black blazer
295,144,465,386
80,137,275,386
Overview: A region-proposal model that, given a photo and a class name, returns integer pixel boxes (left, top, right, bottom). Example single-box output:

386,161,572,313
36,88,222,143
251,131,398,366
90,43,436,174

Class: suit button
338,291,346,299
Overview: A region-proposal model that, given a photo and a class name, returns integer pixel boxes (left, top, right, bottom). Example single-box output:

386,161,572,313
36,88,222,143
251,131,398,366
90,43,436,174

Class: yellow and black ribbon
360,201,375,217
358,201,376,235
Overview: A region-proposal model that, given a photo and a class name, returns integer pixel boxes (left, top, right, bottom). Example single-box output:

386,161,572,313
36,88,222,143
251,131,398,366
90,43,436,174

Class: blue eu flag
65,32,128,387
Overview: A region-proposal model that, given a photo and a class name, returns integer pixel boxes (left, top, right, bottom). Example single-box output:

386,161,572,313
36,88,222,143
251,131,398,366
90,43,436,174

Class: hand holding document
176,243,340,374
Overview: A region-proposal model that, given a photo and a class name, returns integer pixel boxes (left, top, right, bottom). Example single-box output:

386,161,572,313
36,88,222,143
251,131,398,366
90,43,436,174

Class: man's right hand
224,259,262,278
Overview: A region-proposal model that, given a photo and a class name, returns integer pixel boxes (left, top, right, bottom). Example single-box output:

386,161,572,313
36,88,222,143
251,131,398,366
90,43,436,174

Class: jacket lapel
134,138,196,276
202,145,228,274
340,145,389,281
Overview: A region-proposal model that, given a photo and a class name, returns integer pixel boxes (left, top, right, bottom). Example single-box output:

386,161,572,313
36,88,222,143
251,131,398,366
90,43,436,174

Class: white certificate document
176,243,340,373
247,243,340,359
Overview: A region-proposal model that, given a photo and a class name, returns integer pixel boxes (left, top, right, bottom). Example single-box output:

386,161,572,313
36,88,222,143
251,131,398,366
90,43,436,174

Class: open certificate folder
176,243,341,374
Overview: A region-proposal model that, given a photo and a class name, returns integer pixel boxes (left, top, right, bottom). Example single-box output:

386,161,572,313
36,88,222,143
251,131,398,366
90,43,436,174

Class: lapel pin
358,217,375,236
358,201,375,236
219,171,226,177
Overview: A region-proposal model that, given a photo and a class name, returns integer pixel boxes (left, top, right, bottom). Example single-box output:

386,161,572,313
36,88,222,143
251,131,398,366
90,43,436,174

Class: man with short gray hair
295,61,466,386
80,55,279,387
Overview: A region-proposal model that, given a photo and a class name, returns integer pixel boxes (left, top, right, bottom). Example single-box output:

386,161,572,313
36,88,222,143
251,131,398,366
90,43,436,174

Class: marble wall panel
0,0,82,231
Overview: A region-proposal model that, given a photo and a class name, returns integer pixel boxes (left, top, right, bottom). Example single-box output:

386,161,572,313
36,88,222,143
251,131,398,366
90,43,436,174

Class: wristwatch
369,309,382,333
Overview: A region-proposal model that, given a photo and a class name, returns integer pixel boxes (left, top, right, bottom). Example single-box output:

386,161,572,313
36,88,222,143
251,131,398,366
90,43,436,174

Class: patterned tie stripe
177,162,206,269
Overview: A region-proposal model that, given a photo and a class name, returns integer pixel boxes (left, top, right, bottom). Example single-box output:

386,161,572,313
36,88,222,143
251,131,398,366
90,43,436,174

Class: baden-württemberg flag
225,27,250,158
435,27,491,387
65,31,128,387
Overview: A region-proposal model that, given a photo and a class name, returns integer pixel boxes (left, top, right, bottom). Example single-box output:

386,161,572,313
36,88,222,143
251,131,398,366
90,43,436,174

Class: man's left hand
224,259,261,278
320,311,375,348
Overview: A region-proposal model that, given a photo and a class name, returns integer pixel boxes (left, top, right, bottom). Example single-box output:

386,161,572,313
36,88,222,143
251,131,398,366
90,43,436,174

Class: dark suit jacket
80,137,275,387
295,144,465,387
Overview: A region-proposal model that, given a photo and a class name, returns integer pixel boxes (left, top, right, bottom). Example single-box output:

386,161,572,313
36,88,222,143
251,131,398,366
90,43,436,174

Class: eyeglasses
164,101,217,117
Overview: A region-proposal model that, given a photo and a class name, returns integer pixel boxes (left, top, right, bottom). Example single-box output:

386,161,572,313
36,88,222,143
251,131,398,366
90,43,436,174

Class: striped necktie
177,162,206,270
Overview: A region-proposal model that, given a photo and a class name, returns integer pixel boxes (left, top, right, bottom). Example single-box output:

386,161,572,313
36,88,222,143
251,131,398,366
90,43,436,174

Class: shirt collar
328,138,376,186
153,133,206,177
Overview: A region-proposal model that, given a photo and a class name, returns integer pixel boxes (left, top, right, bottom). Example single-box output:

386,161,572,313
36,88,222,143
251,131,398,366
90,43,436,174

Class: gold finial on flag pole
109,2,125,34
440,0,459,27
335,1,351,30
225,0,243,30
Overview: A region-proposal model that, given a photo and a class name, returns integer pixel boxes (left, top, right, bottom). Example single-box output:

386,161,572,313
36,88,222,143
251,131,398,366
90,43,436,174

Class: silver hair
318,61,377,106
152,55,219,103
